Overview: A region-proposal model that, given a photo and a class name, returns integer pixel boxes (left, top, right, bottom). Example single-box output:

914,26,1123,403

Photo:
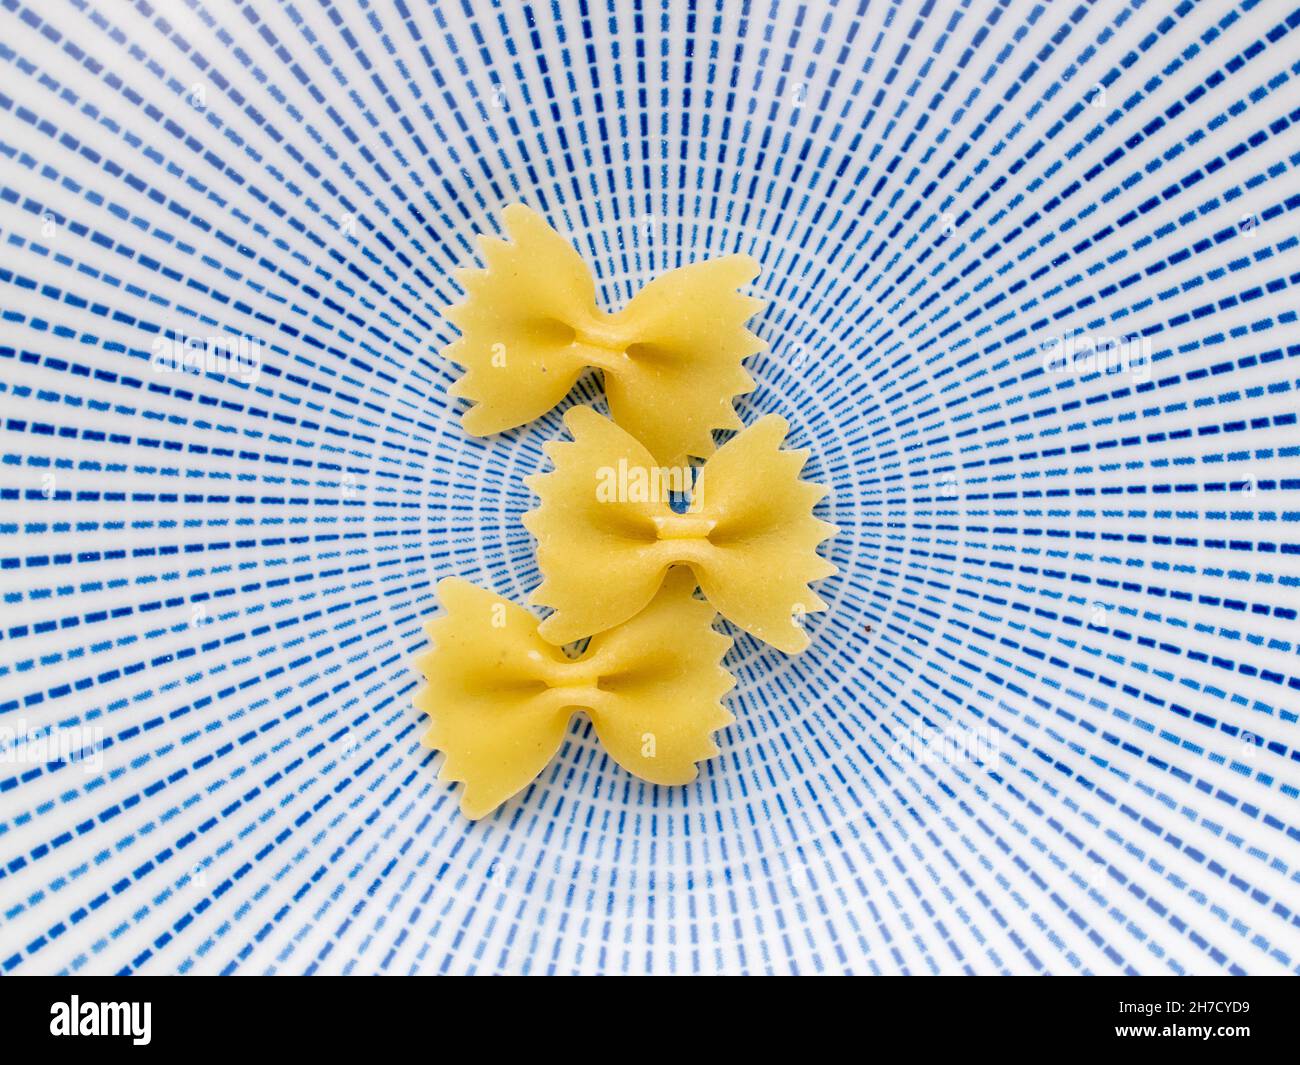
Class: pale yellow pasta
442,204,764,466
414,569,734,820
524,408,837,654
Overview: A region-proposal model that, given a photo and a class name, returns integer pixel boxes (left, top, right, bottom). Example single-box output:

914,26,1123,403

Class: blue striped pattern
1,0,1298,974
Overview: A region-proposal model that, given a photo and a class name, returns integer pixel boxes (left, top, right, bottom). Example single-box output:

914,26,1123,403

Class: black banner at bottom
1,975,1290,1053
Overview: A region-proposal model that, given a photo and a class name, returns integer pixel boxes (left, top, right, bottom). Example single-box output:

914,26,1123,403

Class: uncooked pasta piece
414,568,734,819
442,203,764,466
525,407,836,654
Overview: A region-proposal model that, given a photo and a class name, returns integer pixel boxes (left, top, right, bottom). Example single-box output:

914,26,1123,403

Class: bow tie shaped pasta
415,569,734,819
443,204,765,466
525,408,837,654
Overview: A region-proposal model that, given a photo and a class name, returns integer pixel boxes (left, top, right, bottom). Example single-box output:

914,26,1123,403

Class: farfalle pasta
415,569,734,819
525,407,836,654
443,204,765,466
418,203,835,818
